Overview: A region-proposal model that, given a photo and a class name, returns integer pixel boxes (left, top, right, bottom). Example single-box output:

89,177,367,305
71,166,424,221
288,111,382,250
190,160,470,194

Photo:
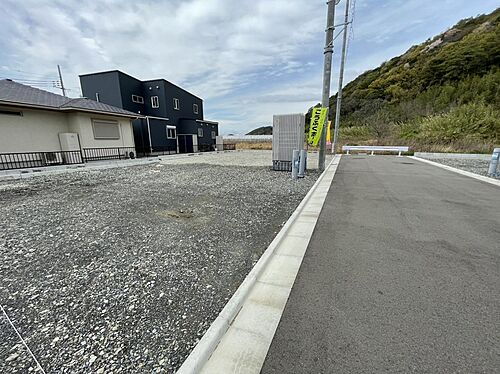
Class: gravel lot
160,150,332,168
416,156,499,180
0,152,320,373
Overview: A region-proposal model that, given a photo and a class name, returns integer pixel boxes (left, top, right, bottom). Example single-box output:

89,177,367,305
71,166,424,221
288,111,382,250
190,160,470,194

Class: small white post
346,149,350,155
292,150,299,179
371,150,374,156
398,150,402,157
488,148,500,176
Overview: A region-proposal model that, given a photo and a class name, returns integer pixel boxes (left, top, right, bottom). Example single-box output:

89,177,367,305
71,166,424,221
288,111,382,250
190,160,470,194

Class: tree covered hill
321,8,500,152
247,126,272,135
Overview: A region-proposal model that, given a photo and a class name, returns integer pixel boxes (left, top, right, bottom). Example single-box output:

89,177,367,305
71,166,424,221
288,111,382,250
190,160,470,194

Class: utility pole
332,0,350,154
318,0,337,172
57,64,66,97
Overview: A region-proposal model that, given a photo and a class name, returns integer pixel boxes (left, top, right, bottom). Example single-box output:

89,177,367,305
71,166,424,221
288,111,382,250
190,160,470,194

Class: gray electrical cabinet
272,114,305,171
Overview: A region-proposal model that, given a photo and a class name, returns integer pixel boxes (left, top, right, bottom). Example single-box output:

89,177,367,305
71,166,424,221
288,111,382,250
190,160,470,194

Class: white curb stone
410,156,500,187
177,155,342,374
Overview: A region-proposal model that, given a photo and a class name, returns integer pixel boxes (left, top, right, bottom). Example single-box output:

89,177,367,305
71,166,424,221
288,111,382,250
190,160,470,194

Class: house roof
0,79,141,118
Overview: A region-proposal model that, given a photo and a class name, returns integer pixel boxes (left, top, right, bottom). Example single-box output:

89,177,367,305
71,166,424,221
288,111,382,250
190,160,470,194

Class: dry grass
230,142,273,150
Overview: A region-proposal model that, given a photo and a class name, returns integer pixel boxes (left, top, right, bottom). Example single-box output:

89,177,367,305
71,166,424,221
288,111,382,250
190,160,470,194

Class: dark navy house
79,70,218,154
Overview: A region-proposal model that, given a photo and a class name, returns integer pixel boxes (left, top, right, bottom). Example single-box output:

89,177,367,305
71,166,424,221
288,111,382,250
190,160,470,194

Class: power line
3,69,57,79
2,79,58,84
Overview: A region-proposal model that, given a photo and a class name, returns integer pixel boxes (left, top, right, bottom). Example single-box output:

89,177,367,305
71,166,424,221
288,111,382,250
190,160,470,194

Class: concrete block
201,327,268,374
275,234,311,258
259,254,302,288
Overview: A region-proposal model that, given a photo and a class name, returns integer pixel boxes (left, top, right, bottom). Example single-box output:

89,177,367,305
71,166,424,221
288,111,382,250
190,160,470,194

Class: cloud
0,0,498,134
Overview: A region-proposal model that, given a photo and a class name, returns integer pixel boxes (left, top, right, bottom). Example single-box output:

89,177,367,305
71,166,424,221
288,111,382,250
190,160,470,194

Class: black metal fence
0,150,83,171
151,146,178,156
198,144,215,152
197,144,236,152
133,146,178,157
1,143,237,171
82,147,137,162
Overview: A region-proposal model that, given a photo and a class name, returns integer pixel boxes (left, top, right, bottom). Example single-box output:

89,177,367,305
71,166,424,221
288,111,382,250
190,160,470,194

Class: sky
0,0,498,135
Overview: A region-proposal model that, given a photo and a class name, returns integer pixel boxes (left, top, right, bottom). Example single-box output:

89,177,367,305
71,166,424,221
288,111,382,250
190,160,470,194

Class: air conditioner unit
42,152,63,165
120,149,135,159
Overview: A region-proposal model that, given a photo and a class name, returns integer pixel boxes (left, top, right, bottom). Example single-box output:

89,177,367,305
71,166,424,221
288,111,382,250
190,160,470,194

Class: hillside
321,8,500,153
247,126,273,135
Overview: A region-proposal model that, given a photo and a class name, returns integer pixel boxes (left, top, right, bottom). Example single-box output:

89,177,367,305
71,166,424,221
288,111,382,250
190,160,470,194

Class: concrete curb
413,152,491,160
410,156,500,187
176,155,342,374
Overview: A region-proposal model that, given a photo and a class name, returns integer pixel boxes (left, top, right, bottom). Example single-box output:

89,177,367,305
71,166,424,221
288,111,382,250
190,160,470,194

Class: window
132,95,144,104
211,131,216,139
0,109,22,116
193,103,198,114
92,120,120,139
198,128,203,137
173,98,180,110
151,96,159,108
95,92,100,102
166,126,176,139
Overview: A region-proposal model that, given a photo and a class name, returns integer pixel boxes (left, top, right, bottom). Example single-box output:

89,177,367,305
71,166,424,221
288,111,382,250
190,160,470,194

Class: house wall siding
179,120,218,146
79,71,217,153
68,113,135,149
0,106,134,153
80,72,123,108
0,107,69,152
118,73,145,115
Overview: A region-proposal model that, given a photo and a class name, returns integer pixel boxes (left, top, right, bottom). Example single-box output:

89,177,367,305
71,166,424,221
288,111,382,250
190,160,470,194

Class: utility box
58,132,83,163
272,114,305,171
59,133,80,151
192,134,198,152
215,135,224,151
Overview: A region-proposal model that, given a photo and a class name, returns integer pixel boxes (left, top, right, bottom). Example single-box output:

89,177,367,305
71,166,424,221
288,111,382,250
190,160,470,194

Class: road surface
262,156,499,373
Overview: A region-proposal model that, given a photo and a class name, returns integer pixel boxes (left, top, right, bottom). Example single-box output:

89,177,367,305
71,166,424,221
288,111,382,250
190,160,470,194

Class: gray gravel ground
160,150,332,168
0,158,319,373
417,156,500,179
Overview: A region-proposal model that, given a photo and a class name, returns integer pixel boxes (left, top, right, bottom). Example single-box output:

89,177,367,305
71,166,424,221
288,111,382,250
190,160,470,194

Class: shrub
417,103,500,142
340,126,372,140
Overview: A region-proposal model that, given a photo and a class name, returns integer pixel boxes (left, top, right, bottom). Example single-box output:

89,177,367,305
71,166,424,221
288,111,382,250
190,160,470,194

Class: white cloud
1,0,498,134
0,0,327,134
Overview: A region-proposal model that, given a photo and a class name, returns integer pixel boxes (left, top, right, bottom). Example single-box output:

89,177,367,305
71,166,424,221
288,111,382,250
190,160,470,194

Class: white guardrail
342,145,409,156
223,135,273,142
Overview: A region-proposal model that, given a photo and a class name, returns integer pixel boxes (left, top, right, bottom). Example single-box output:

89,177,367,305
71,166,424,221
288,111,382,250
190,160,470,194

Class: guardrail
82,147,137,161
223,135,272,142
343,145,409,156
0,150,83,170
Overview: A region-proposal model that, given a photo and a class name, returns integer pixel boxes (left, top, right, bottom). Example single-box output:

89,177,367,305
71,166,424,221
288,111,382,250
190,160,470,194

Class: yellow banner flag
308,107,328,146
326,121,332,144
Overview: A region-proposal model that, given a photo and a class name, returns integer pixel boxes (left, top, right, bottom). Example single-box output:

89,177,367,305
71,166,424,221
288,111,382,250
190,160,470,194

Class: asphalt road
261,156,500,374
